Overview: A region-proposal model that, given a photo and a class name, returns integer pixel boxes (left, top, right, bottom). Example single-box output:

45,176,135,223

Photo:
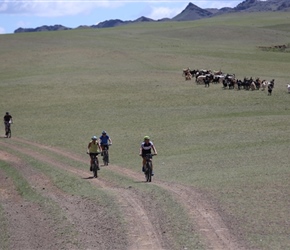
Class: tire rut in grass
0,152,75,250
1,140,165,250
9,137,246,249
108,165,246,250
0,150,128,250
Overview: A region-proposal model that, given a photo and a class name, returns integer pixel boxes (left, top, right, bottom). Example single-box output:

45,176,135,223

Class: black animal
203,76,211,87
222,78,235,89
243,77,253,90
212,76,220,84
268,83,274,95
236,79,243,90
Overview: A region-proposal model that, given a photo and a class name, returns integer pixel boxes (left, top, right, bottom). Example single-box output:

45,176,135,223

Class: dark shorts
89,153,99,159
101,145,109,150
142,153,152,159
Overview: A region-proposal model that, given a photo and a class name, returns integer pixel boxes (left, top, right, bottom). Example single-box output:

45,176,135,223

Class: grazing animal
185,72,192,80
261,80,269,91
255,78,261,90
189,69,198,77
196,75,206,84
213,70,223,75
236,79,243,90
197,74,213,85
243,77,253,90
250,81,256,91
222,78,235,89
182,68,189,76
203,76,211,87
183,68,192,80
212,76,220,84
268,83,274,95
287,84,290,93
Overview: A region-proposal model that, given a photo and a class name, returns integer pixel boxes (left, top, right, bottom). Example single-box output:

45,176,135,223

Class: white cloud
147,6,184,19
146,1,240,20
0,0,123,17
17,20,31,28
199,1,239,9
0,27,6,34
0,2,8,11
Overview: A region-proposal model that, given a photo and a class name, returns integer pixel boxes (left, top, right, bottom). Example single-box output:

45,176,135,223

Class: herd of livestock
182,68,279,95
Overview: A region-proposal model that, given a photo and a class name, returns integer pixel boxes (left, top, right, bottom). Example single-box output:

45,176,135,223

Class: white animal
261,80,270,91
287,84,290,93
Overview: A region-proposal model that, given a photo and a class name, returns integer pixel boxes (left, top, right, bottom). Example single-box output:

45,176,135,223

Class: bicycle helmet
144,136,150,140
102,130,107,135
91,136,97,140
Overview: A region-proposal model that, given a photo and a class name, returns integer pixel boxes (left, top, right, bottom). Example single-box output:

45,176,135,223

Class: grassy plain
1,12,290,249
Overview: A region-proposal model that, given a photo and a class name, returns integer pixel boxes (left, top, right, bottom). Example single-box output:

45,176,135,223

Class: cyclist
99,130,112,159
87,136,102,171
139,136,157,175
3,112,13,138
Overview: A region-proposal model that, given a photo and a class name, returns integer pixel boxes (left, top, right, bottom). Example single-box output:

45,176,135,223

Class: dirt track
0,137,246,250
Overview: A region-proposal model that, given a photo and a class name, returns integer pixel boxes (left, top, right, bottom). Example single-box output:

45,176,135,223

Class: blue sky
0,0,243,34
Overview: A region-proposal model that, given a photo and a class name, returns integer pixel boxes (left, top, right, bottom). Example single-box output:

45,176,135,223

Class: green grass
0,149,129,248
0,160,79,248
4,138,203,249
0,169,9,250
1,12,290,249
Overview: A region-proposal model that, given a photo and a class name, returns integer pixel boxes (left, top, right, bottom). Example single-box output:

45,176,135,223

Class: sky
0,0,244,34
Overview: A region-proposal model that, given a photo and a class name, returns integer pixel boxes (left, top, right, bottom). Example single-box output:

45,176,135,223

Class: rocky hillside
14,0,290,33
172,3,212,21
234,0,290,12
14,25,71,33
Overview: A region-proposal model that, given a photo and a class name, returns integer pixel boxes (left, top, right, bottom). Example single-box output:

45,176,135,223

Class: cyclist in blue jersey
139,136,157,175
99,130,112,153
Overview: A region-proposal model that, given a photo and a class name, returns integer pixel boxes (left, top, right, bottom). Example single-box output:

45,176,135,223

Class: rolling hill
14,0,290,33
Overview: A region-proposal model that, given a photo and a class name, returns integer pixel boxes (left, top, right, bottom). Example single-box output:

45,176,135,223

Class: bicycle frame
144,154,155,182
101,144,111,166
4,122,11,138
90,152,100,178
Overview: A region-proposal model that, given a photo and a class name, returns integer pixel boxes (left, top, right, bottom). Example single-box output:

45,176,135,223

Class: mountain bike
102,144,111,166
144,154,156,182
88,152,101,178
5,121,11,138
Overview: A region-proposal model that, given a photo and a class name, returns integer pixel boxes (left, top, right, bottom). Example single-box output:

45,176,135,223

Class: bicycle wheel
146,162,152,182
103,151,108,166
92,163,98,178
7,128,11,138
5,127,11,138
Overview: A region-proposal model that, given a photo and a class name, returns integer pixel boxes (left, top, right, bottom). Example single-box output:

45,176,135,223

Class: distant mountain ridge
14,0,290,33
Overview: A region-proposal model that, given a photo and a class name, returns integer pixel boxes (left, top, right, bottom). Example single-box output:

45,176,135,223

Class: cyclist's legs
89,153,95,165
101,145,108,150
4,122,9,136
142,156,153,170
142,157,146,166
141,156,145,172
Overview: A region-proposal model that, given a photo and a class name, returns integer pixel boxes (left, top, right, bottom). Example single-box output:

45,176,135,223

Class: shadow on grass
82,176,95,179
133,180,149,183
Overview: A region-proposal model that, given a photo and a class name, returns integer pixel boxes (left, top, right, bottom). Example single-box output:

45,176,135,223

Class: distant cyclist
99,130,112,151
3,112,13,138
139,136,157,175
87,136,102,171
